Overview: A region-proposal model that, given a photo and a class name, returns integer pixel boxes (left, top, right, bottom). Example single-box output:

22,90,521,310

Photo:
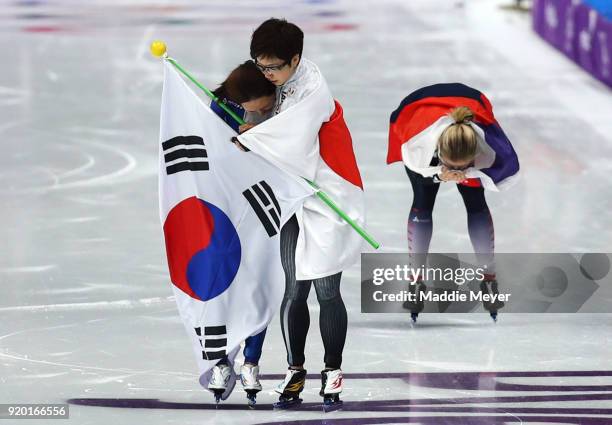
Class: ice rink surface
1,0,612,423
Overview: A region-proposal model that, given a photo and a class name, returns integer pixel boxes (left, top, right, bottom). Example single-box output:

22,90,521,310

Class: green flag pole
151,40,380,249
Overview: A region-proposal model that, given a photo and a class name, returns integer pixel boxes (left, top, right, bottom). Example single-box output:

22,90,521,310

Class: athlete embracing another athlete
237,18,366,409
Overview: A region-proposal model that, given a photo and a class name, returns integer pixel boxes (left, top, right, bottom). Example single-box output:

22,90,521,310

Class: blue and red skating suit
210,98,244,133
387,83,519,188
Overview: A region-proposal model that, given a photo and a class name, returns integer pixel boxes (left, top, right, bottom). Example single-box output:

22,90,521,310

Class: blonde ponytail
450,106,474,124
438,106,478,163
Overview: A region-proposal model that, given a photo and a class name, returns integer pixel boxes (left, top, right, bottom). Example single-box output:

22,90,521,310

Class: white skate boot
208,362,236,404
240,363,262,407
273,368,306,409
320,368,344,411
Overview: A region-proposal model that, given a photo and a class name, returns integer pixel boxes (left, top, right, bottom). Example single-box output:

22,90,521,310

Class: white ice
1,0,612,424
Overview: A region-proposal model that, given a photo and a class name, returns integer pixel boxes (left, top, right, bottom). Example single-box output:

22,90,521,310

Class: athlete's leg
456,183,502,317
243,328,267,365
279,214,312,368
313,273,345,369
456,183,495,274
405,166,440,269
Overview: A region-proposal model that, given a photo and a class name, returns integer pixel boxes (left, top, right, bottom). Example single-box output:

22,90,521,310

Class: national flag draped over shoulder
237,64,365,280
158,62,312,387
387,83,520,191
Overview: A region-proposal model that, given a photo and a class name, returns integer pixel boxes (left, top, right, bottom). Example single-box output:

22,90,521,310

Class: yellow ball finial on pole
150,40,167,58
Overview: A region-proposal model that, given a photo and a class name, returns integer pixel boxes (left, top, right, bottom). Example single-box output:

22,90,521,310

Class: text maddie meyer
372,289,510,304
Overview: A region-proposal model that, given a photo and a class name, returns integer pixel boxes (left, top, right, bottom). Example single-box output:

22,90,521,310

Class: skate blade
323,399,343,412
273,398,303,410
246,393,258,409
210,388,224,406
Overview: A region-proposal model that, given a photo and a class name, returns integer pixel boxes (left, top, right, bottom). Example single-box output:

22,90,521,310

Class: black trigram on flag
195,325,227,361
243,180,281,237
162,135,209,175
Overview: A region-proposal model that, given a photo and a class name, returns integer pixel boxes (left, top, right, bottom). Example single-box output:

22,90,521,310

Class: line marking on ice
0,296,175,312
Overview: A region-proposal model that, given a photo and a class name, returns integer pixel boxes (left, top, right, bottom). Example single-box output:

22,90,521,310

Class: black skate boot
480,276,505,322
402,280,426,323
320,368,343,412
273,368,306,409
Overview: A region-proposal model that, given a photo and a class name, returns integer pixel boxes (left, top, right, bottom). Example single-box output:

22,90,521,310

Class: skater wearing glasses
236,18,365,410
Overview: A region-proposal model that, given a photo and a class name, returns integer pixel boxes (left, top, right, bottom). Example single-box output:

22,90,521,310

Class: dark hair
212,60,276,104
250,18,304,63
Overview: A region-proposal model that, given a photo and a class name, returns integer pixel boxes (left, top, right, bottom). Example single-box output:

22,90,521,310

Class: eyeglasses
254,59,288,74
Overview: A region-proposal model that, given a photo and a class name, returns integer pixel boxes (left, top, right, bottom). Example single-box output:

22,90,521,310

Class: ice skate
402,280,426,323
208,362,236,405
480,277,505,322
240,363,262,408
273,368,306,409
320,368,344,412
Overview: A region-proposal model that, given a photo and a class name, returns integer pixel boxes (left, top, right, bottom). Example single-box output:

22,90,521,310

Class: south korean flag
243,181,282,237
158,61,313,393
